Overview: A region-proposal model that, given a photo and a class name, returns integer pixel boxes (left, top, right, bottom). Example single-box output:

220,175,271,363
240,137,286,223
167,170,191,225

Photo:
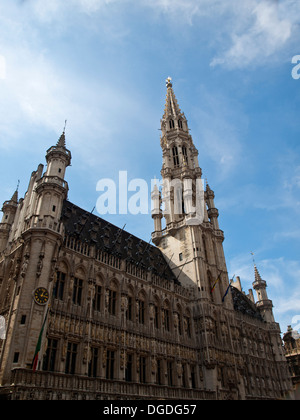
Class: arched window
178,119,183,129
53,261,68,300
169,119,175,129
138,292,146,324
162,300,171,332
72,267,85,306
108,280,118,316
153,296,160,329
172,146,179,167
126,286,134,321
182,145,188,164
93,275,103,312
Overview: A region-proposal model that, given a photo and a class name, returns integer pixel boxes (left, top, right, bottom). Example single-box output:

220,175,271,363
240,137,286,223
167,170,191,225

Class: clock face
34,287,49,305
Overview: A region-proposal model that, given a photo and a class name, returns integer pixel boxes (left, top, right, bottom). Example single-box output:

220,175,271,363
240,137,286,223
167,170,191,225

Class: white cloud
147,0,300,70
210,0,296,68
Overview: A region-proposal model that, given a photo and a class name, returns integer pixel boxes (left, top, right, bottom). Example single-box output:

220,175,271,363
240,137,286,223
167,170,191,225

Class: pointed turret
45,129,71,174
162,77,187,125
35,128,71,220
56,131,66,148
0,188,19,252
252,264,274,323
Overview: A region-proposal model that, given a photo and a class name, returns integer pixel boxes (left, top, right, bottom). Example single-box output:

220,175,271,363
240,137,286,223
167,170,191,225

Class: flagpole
32,304,50,372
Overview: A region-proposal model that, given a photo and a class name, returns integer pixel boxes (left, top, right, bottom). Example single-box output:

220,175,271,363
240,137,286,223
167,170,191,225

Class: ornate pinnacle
166,76,172,88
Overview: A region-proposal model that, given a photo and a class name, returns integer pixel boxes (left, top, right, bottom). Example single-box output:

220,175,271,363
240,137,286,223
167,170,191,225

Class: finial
17,179,20,192
251,251,256,266
56,121,67,148
166,76,172,88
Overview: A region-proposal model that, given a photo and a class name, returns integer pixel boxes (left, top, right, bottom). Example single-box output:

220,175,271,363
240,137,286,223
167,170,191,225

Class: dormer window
169,120,175,129
178,120,183,129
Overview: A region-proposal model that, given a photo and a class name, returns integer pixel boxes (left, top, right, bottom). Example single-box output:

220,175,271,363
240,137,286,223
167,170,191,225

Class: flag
222,275,235,302
210,276,220,293
222,284,231,302
32,307,49,372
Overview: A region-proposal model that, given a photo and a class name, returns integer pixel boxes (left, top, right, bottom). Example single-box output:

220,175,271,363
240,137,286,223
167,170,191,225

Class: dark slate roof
61,200,180,284
230,286,263,321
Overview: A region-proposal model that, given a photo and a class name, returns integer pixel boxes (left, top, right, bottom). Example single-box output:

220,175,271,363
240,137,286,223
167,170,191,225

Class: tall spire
162,77,186,122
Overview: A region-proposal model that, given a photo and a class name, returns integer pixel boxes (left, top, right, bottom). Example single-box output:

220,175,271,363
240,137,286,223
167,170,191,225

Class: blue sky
0,0,300,335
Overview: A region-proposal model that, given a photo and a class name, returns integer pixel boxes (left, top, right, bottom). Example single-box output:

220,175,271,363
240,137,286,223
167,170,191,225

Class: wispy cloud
143,0,300,69
210,0,294,69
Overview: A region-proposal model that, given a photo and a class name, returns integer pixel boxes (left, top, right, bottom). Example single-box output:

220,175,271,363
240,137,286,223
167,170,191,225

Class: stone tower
152,77,231,307
252,264,274,323
0,190,18,253
0,131,71,383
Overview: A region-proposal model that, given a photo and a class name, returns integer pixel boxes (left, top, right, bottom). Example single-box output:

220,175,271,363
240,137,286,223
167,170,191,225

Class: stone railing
22,215,64,236
8,368,216,400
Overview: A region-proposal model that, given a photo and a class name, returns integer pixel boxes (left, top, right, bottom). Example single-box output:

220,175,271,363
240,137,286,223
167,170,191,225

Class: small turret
206,183,220,231
252,264,274,323
0,189,18,252
35,129,71,220
151,182,163,244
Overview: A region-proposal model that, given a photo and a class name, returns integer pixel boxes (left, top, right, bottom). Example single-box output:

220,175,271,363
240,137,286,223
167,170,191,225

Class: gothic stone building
0,79,292,400
283,326,300,399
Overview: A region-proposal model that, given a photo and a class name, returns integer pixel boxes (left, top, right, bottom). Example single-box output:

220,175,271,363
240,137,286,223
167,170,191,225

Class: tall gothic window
43,338,58,372
182,145,188,164
93,285,102,311
125,353,133,382
178,119,183,129
138,299,145,324
169,119,175,129
162,301,171,332
88,347,99,378
153,298,160,329
172,146,179,167
65,342,77,374
156,359,163,385
106,350,115,380
108,289,117,315
167,361,174,386
72,278,83,305
185,315,191,338
126,296,133,321
139,356,147,383
53,271,66,300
